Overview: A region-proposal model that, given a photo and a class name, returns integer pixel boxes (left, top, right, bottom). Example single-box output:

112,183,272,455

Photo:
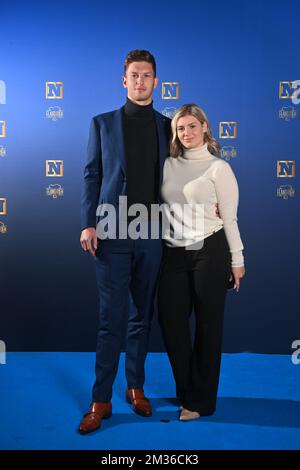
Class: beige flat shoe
179,407,200,421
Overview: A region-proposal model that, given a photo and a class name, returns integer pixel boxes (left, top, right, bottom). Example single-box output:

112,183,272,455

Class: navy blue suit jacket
81,107,171,230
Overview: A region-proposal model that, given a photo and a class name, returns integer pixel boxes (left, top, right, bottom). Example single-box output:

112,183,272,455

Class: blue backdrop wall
0,0,299,353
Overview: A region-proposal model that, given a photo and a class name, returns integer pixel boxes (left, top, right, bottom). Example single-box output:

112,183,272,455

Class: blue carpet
0,353,299,450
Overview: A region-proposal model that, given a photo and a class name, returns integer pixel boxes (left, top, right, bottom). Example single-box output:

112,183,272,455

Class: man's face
123,61,158,105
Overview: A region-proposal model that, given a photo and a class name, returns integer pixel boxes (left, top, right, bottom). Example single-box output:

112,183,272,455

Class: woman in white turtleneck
158,104,245,421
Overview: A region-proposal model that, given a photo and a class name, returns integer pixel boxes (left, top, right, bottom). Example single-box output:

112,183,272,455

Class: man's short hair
124,49,156,77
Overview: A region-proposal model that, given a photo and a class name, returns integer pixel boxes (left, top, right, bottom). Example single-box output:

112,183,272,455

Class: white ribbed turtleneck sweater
161,143,244,267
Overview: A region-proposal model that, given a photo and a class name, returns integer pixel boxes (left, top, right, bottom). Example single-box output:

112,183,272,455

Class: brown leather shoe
126,388,152,417
78,402,112,434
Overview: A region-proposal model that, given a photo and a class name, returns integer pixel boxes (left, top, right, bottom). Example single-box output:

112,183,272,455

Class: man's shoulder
154,109,171,124
154,110,171,138
92,108,121,123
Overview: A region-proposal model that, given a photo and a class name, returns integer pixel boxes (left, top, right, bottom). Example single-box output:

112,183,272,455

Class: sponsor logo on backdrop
279,81,295,99
0,145,6,157
277,160,295,178
46,160,64,177
161,107,177,118
0,220,7,233
46,81,64,99
0,340,6,365
280,80,300,104
0,198,7,215
0,120,6,138
277,185,295,199
162,82,180,99
279,106,297,121
46,106,64,121
0,80,6,105
219,122,237,139
46,184,64,198
220,146,237,161
279,80,300,104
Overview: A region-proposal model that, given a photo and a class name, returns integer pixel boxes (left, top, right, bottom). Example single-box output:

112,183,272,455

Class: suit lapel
154,111,169,183
112,108,127,176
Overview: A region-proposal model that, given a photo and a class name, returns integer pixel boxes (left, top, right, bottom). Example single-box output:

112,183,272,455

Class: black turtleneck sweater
122,98,159,210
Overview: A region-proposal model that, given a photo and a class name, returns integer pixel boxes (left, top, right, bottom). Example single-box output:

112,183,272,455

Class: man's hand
80,227,98,257
230,266,245,292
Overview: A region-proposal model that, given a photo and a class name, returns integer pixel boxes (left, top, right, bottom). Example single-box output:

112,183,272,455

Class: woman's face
176,115,207,149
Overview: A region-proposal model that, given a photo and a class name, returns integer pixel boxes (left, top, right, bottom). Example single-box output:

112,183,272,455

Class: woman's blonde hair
170,104,220,158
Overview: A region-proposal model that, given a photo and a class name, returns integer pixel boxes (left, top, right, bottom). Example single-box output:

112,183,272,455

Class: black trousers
158,229,231,415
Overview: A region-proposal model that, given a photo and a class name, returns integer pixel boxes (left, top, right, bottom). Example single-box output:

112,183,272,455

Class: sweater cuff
231,250,244,267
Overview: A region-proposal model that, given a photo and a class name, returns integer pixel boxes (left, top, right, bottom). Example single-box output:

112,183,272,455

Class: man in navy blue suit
79,50,171,434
